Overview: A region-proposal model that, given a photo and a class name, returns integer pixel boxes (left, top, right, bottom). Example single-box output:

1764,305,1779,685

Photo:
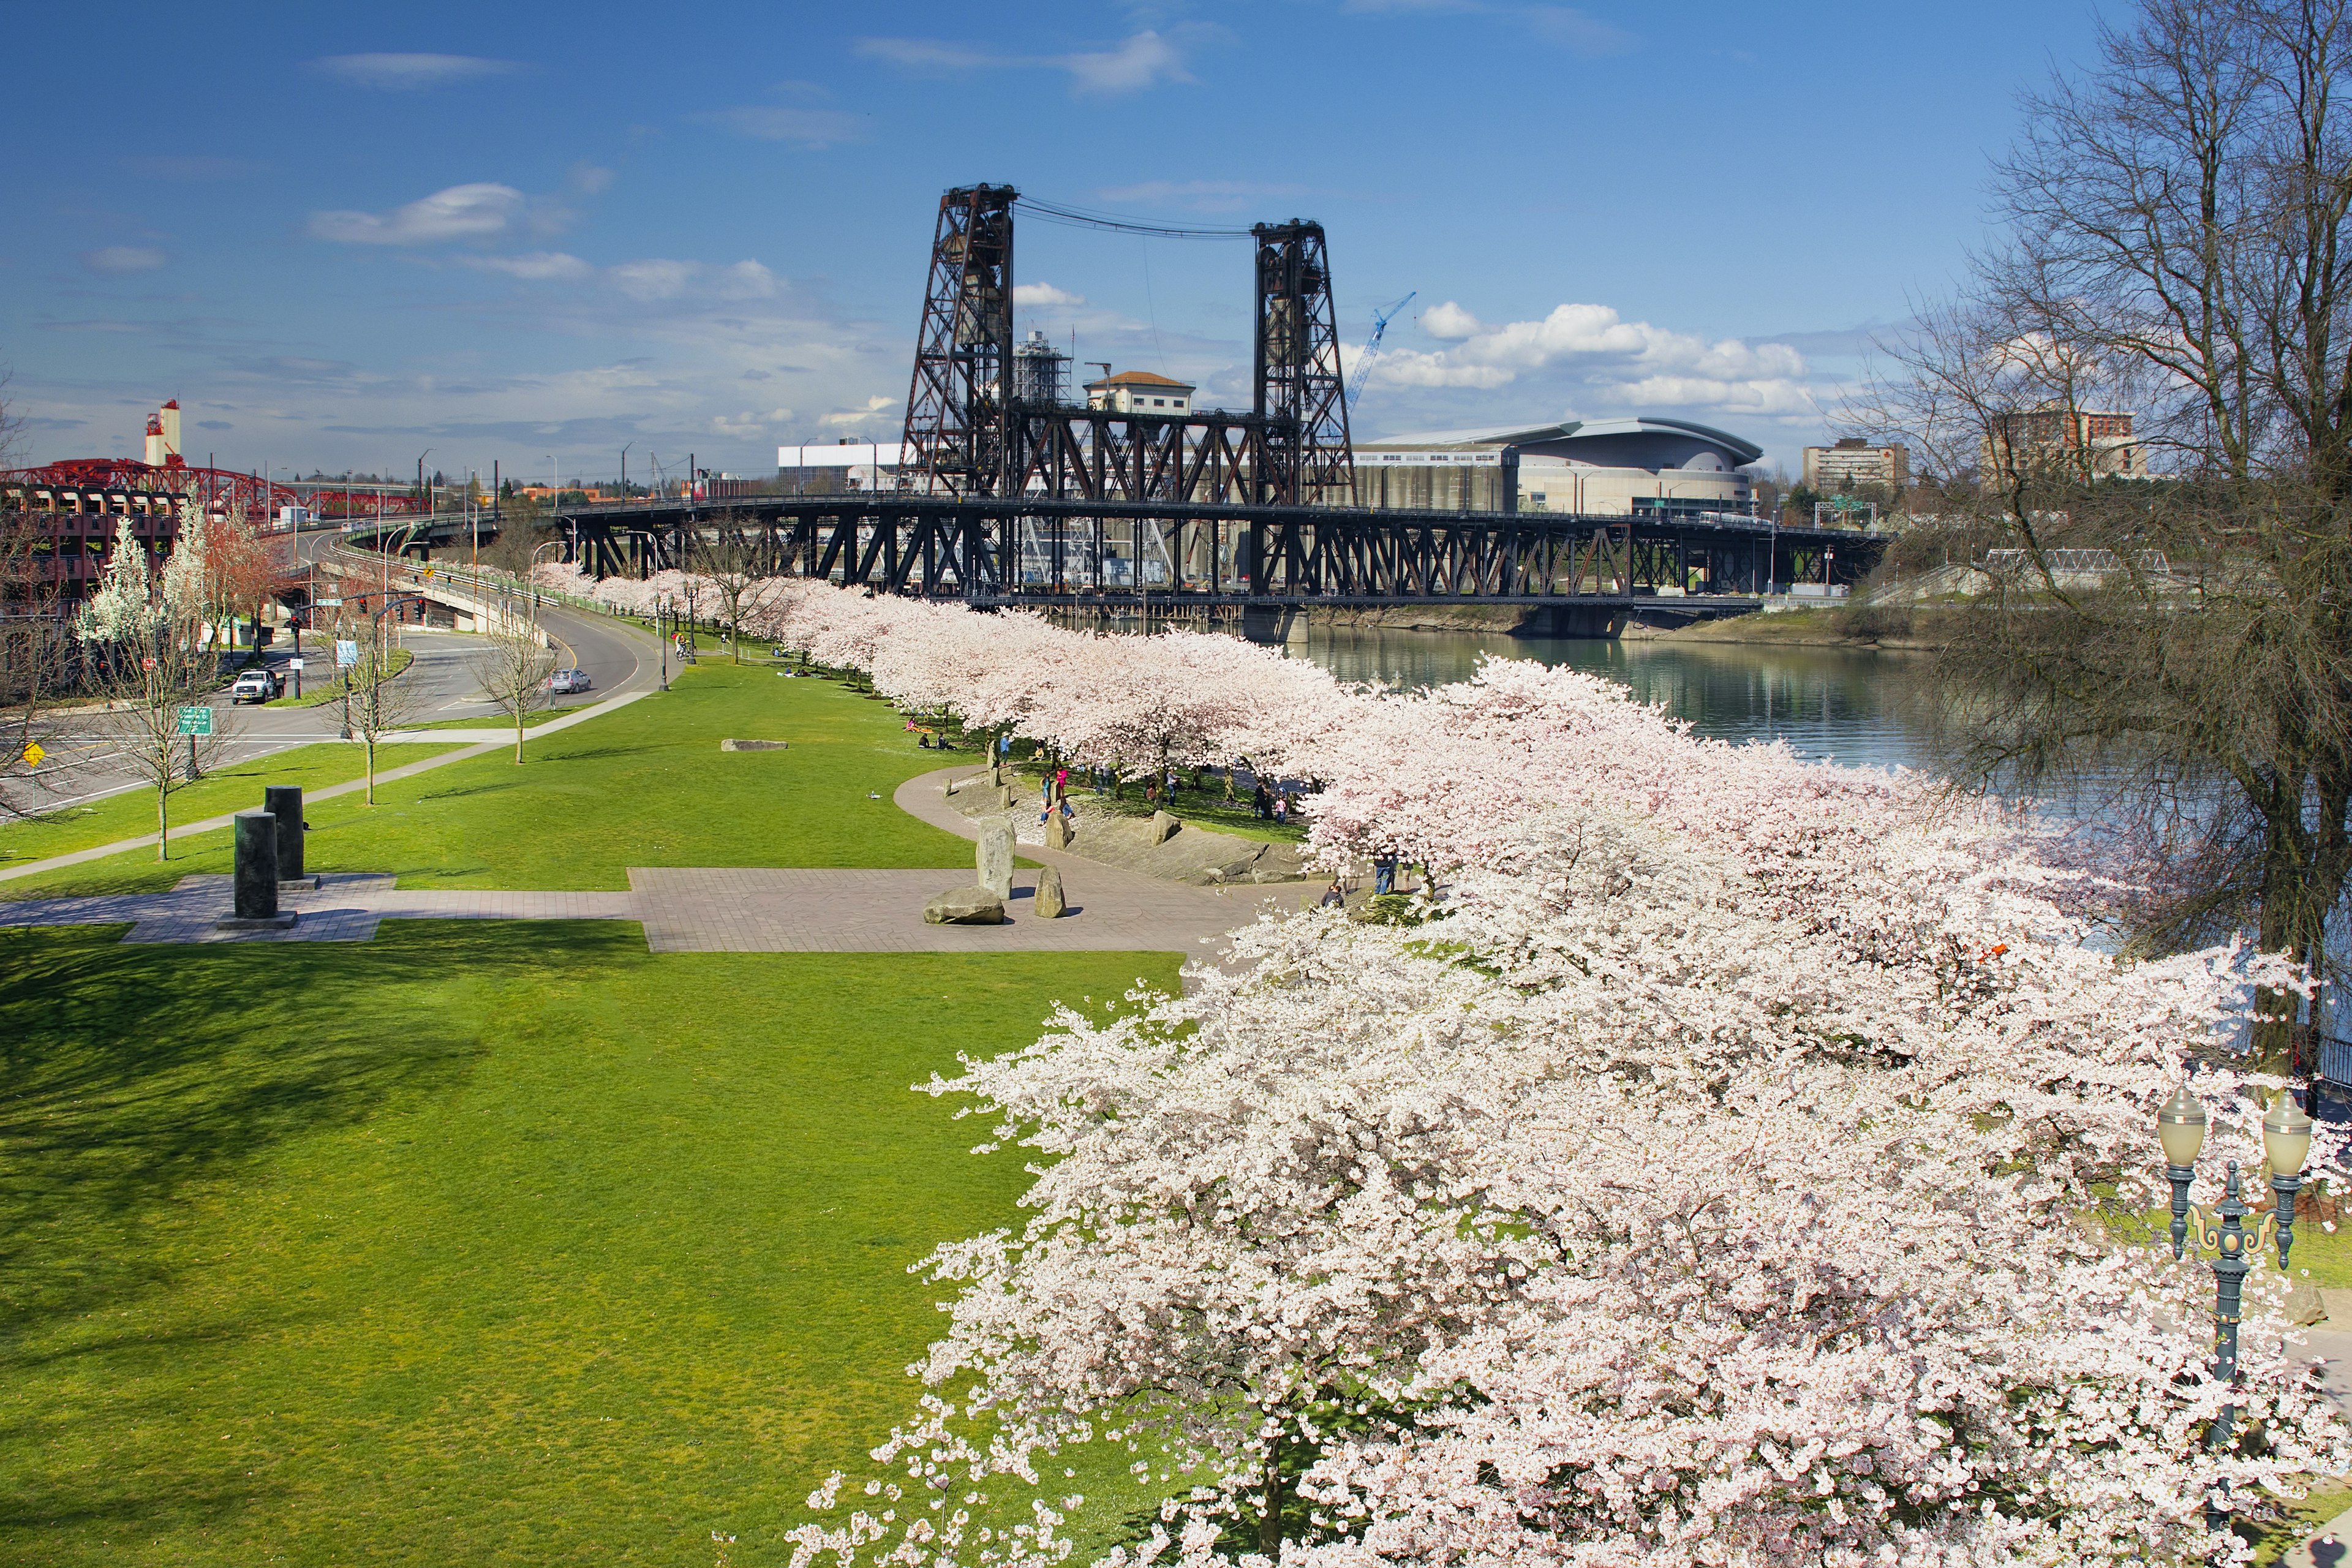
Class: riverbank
1622,605,1948,652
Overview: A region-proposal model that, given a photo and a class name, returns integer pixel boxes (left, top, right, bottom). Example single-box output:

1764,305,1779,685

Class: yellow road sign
20,742,42,768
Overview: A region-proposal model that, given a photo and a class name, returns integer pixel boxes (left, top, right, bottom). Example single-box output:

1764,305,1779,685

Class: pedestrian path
0,769,1305,954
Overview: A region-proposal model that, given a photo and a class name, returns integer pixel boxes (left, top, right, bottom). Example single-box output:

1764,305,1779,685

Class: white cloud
312,53,517,89
608,258,781,301
712,408,796,437
696,105,865,147
610,259,694,300
1419,300,1485,339
855,29,1195,94
568,162,616,195
821,395,897,428
310,183,526,245
1375,299,1815,417
1062,31,1192,92
80,246,167,274
1013,282,1087,308
461,251,593,281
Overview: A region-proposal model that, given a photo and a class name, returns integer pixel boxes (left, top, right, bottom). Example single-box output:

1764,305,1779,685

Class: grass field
1,665,971,900
407,702,594,731
0,922,1179,1566
0,742,463,874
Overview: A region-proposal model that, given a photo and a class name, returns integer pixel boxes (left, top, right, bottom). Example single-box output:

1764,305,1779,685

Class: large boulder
1045,814,1071,850
1150,809,1180,845
924,886,1006,925
1033,864,1066,918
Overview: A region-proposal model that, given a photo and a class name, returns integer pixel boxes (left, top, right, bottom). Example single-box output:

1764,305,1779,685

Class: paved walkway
0,769,1305,956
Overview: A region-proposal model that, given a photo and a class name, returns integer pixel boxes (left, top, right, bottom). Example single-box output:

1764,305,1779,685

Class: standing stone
976,818,1014,899
1045,813,1071,851
924,887,1006,925
1033,863,1066,918
233,812,279,919
1150,809,1181,845
264,785,306,882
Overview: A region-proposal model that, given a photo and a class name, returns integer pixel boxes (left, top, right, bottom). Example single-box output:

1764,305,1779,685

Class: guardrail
2318,1035,2352,1088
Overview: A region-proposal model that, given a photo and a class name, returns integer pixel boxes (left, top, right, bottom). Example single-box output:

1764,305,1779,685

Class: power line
1013,195,1254,241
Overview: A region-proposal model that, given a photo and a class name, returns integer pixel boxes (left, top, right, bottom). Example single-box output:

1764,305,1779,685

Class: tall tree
686,519,777,663
1854,0,2352,1067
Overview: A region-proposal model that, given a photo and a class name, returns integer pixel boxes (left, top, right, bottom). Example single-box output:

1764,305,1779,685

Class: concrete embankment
1620,606,1948,652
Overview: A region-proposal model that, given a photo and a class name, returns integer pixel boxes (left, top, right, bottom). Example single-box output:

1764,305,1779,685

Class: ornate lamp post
2156,1084,2315,1528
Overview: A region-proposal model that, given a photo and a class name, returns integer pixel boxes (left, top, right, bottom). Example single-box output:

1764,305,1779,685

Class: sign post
175,705,213,780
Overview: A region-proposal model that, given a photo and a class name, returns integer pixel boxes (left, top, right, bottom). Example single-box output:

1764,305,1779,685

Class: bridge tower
902,184,1018,496
1251,221,1354,506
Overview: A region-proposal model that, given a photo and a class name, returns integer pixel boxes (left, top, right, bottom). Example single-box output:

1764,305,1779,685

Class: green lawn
1,742,462,873
0,922,1180,1566
2,665,971,900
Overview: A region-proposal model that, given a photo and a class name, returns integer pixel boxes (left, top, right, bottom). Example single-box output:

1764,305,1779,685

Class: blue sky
4,0,2104,483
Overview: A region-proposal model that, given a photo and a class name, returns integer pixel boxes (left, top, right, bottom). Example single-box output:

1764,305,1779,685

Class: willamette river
1295,627,1942,775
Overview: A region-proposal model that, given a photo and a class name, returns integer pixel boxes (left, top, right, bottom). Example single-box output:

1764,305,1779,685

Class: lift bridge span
347,184,1882,631
347,492,1875,637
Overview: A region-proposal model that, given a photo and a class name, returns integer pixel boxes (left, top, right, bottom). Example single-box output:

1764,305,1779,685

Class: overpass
345,491,1880,635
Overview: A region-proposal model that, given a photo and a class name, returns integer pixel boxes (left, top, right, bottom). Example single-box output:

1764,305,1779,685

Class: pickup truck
230,668,284,704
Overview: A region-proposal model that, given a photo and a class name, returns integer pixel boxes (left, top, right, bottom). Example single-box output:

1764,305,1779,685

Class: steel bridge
347,492,1875,628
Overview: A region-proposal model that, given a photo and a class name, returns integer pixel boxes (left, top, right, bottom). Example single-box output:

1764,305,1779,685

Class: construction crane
1348,291,1417,413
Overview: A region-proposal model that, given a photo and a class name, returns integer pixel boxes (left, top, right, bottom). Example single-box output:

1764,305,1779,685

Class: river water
1296,628,1943,775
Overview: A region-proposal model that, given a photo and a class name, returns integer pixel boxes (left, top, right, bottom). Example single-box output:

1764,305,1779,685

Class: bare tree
687,518,778,663
0,507,73,822
88,622,239,859
336,612,428,805
1853,0,2352,1068
467,589,556,763
480,492,555,576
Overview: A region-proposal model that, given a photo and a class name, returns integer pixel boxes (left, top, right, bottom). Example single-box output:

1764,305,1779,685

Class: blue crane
1348,290,1417,413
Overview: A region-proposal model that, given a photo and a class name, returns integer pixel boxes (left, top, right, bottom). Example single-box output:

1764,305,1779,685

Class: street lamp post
2156,1085,2315,1531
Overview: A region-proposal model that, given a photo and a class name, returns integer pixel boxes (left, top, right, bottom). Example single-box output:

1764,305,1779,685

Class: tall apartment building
1981,405,2147,481
1803,437,1907,492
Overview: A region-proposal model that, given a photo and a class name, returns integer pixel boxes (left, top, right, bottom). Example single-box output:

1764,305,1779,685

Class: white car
546,668,592,696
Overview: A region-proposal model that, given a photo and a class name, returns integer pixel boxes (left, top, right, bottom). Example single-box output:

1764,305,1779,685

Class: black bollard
233,812,279,919
264,785,309,885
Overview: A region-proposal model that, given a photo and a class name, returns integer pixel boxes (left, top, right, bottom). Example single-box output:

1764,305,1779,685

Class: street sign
141,656,157,671
289,658,306,671
175,706,213,736
20,743,43,769
336,639,358,668
318,597,344,608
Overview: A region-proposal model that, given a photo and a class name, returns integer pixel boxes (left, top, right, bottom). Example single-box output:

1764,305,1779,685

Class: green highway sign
175,706,214,736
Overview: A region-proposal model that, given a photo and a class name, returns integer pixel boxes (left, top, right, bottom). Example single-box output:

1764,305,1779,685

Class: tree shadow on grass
0,922,637,1348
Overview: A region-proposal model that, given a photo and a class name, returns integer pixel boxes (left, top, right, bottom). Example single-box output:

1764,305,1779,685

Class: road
7,542,657,816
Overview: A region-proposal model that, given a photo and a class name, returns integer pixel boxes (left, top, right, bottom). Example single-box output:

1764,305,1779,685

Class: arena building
1358,417,1763,516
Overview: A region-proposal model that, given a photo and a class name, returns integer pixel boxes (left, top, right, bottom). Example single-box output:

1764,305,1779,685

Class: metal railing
2317,1035,2352,1088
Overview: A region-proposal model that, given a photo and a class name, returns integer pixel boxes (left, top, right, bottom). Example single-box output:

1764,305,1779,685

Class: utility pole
620,442,633,503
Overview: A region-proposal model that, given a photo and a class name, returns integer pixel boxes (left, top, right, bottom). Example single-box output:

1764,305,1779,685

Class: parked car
546,668,592,695
230,668,284,704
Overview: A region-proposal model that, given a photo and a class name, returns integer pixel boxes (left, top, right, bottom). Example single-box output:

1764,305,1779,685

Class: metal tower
902,185,1018,496
1251,221,1354,505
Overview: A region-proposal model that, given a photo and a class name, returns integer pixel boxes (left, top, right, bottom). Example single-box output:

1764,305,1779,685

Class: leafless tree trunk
337,613,427,805
467,590,556,763
687,517,777,663
88,620,239,859
1850,0,2352,1068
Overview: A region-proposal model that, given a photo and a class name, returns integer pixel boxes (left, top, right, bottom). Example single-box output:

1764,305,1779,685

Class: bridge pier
1520,604,1628,639
1238,604,1303,644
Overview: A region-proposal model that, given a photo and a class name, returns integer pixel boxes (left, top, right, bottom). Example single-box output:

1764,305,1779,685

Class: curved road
10,535,657,815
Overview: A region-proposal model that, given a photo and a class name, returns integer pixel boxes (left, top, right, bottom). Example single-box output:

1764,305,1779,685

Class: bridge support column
1239,603,1301,644
1522,604,1626,639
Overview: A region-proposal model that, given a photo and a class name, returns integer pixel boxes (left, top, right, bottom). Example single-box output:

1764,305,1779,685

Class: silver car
546,668,592,695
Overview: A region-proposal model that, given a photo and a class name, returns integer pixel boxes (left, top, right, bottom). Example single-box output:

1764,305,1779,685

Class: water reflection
1297,628,1945,774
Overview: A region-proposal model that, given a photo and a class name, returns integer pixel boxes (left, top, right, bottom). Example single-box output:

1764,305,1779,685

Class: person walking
1374,853,1396,895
